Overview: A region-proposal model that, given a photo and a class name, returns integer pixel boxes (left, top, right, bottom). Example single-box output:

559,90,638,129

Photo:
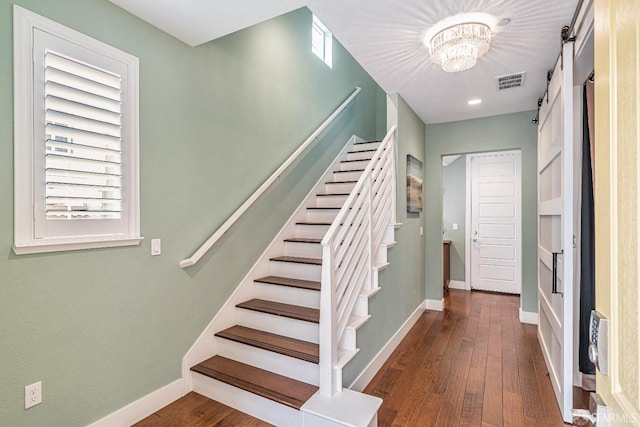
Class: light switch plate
452,223,458,231
151,239,161,256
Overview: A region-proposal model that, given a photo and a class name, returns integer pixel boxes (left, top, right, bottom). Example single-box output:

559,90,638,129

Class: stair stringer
181,135,363,392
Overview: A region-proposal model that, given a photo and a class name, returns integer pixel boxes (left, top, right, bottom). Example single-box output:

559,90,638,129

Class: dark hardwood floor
135,290,589,426
364,289,589,426
133,391,271,426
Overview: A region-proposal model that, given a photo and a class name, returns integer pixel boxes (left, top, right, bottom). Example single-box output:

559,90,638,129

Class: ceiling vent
495,72,526,90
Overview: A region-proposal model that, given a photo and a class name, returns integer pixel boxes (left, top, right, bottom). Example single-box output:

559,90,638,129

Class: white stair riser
316,195,349,208
350,142,380,152
254,282,320,309
192,373,301,427
284,241,323,258
238,310,319,343
333,170,363,182
340,328,357,352
215,338,319,385
270,260,321,282
340,160,369,171
353,295,370,317
346,151,374,161
296,223,330,239
325,181,356,193
306,209,339,223
374,248,388,269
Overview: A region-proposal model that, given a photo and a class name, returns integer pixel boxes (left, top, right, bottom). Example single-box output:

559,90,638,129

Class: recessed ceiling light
468,99,482,105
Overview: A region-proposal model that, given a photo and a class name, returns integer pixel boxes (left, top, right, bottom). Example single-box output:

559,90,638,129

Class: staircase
185,132,397,426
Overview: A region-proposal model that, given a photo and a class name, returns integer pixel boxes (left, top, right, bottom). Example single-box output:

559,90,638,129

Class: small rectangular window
312,15,332,68
13,5,141,254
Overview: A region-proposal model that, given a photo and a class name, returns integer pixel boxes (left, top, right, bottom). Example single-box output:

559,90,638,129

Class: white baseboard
448,280,467,290
87,378,184,427
519,308,539,325
349,300,426,392
425,298,444,311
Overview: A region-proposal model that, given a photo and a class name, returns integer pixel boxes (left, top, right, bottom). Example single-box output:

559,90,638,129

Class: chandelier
428,22,492,72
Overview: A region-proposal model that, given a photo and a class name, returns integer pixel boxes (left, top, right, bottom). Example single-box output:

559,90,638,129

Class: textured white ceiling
108,0,581,124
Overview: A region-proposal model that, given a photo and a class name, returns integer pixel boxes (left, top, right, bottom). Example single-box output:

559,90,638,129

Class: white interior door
537,41,575,423
469,151,521,294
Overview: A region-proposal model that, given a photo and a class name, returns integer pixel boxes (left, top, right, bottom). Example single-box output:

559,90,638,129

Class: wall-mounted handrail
179,87,362,268
318,125,397,396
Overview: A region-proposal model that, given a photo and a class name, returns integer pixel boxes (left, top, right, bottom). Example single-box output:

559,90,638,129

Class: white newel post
319,243,339,396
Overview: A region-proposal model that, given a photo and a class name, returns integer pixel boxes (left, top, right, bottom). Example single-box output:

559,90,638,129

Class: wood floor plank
133,392,272,426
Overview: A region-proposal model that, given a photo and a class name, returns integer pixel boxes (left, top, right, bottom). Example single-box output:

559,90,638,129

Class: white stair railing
319,126,397,396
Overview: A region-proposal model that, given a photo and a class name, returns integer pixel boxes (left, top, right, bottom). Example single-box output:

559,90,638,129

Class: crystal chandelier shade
429,23,492,72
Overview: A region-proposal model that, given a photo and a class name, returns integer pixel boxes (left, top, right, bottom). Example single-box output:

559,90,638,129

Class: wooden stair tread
191,356,318,410
216,325,319,364
306,207,341,211
341,159,371,163
316,192,350,196
237,299,320,323
283,237,323,243
347,148,377,154
270,256,322,265
326,180,358,184
296,221,332,226
255,275,321,291
354,140,381,145
334,169,365,173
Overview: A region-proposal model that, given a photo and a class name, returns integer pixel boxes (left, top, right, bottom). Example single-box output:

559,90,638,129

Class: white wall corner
86,378,184,427
519,308,539,325
349,301,426,392
425,298,445,312
448,280,467,290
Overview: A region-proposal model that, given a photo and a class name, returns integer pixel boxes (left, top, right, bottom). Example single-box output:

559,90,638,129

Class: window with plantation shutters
44,51,123,221
13,5,141,254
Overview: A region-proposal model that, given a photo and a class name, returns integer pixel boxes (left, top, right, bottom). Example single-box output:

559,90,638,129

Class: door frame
465,149,523,298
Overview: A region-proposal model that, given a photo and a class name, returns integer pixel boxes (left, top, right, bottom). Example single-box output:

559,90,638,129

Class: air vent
495,72,526,90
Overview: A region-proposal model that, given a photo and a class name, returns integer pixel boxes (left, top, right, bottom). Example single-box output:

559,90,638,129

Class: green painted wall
0,2,386,425
424,111,538,312
442,156,467,282
343,94,426,386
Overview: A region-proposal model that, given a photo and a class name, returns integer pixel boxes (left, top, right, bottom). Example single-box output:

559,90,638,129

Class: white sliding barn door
537,41,575,423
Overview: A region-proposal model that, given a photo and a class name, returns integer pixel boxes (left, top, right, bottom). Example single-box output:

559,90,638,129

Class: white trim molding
349,301,426,391
448,280,467,290
519,308,539,325
425,298,445,311
87,379,184,427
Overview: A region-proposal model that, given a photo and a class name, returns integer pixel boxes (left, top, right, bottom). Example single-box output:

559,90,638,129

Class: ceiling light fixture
467,99,482,105
428,22,492,72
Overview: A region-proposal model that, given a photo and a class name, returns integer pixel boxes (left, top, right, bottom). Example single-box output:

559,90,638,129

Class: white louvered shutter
31,28,137,241
44,51,123,221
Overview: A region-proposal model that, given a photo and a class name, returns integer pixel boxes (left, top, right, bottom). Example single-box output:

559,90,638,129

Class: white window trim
13,5,142,255
312,14,332,68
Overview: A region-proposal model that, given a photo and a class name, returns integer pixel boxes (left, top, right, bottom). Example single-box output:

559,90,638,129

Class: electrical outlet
24,381,41,409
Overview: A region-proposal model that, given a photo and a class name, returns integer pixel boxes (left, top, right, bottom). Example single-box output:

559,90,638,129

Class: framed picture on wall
406,154,423,213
